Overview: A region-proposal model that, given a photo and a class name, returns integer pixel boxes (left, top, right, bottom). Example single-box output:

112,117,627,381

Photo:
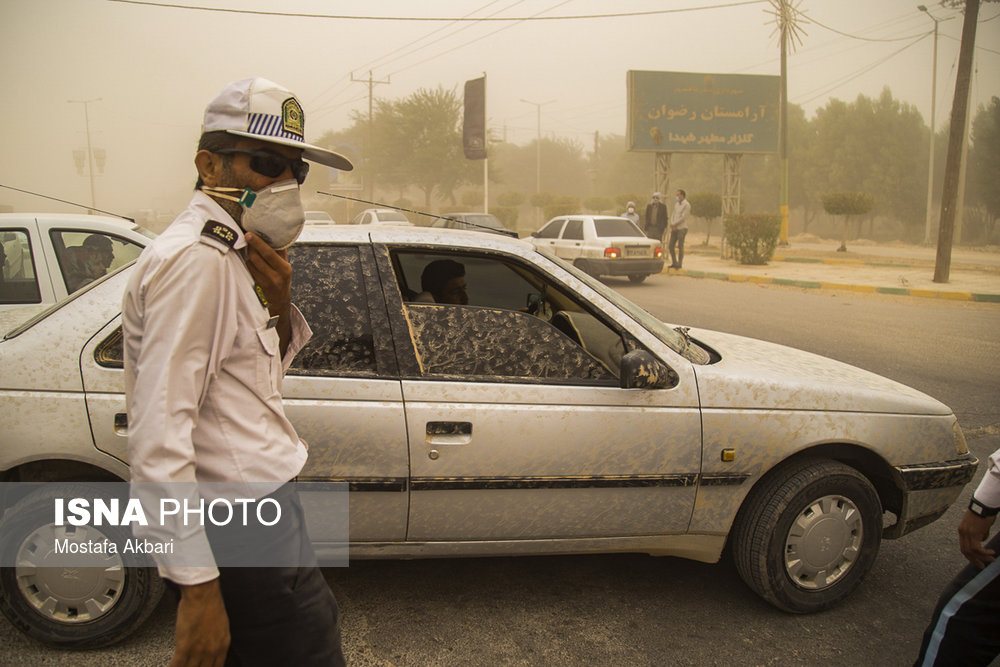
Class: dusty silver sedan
0,225,977,648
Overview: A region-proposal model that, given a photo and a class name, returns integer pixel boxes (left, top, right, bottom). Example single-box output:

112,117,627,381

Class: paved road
2,277,997,666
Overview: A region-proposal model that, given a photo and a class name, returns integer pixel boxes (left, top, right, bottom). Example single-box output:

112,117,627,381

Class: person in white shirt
914,446,1000,665
668,189,690,270
123,77,353,666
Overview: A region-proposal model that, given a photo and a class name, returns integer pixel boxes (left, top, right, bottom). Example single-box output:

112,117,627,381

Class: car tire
628,274,648,283
573,260,598,278
0,485,165,649
731,459,882,613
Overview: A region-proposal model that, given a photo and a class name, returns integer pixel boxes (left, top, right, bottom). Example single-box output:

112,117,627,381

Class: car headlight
953,420,969,456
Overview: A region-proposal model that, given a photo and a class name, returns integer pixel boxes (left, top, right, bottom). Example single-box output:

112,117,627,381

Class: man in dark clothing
644,192,668,243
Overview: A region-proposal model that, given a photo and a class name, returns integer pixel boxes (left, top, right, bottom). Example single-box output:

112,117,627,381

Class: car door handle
114,413,128,435
426,421,472,445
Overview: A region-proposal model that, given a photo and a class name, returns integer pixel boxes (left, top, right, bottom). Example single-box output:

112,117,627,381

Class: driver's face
436,276,468,305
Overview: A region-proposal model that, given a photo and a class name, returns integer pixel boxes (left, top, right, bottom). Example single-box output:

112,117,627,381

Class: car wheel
573,259,598,278
0,485,164,648
731,459,882,613
628,274,648,284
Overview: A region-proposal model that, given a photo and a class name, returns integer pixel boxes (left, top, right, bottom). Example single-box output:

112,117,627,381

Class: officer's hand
171,579,230,667
958,509,996,569
245,233,291,319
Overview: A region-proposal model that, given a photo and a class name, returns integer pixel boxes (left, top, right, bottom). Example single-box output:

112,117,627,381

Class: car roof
0,212,154,238
296,221,533,252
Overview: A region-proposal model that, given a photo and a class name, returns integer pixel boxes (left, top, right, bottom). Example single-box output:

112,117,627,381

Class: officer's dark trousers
914,531,1000,666
206,483,346,666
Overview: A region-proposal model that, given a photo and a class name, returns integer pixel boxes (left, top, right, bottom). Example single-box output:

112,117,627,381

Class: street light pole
918,5,950,245
68,97,101,213
520,98,554,224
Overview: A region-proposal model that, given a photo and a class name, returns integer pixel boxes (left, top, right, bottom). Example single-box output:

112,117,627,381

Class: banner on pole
463,77,487,160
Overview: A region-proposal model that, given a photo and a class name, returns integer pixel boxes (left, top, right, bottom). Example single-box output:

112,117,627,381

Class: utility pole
769,0,806,246
351,71,390,203
68,97,102,213
934,0,980,283
918,5,952,244
520,98,554,225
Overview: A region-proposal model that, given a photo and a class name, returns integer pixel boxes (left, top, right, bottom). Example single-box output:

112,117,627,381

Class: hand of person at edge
170,579,230,667
245,233,293,356
958,509,996,569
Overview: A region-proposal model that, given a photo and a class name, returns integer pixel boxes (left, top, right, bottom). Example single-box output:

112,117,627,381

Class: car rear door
380,246,702,542
553,218,585,262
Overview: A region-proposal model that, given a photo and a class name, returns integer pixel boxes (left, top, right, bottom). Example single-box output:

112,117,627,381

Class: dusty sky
1,0,997,217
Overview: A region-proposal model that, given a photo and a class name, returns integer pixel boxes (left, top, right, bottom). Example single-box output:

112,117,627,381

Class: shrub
461,189,484,207
543,196,580,221
723,214,781,265
497,191,525,207
583,195,614,213
529,191,556,208
821,192,875,251
492,206,519,230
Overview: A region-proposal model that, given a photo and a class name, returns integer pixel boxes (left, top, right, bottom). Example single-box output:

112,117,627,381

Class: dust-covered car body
0,225,976,647
528,214,664,283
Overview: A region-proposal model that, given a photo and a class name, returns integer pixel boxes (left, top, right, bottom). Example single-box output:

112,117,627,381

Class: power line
796,31,931,106
107,0,769,21
808,15,932,42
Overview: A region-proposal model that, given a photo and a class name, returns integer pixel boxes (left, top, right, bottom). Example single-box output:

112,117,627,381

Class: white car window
535,219,564,239
563,220,584,240
50,230,144,294
0,229,41,305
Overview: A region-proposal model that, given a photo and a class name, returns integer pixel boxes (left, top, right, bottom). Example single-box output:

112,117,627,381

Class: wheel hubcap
14,524,125,624
783,494,863,590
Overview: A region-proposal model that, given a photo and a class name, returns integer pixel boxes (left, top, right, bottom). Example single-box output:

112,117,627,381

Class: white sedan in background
528,215,664,283
349,208,412,226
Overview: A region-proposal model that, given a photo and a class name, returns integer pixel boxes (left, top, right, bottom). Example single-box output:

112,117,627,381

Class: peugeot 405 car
0,225,977,648
528,215,664,283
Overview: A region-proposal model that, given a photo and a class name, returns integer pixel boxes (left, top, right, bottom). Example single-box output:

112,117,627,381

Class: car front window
546,253,710,364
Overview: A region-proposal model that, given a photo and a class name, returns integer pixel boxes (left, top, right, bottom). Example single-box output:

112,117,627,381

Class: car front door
382,247,702,542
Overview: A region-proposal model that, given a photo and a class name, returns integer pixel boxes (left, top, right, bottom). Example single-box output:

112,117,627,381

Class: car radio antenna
0,184,135,223
318,190,508,236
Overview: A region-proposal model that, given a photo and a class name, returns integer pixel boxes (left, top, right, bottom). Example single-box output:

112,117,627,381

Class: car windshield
594,218,644,238
543,252,709,364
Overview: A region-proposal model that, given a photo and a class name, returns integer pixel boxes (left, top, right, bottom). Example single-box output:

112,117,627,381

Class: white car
528,215,664,283
430,212,517,237
0,225,976,648
348,208,412,226
0,213,152,327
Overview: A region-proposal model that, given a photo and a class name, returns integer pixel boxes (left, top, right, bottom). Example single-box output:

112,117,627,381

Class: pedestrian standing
914,446,1000,666
622,201,640,228
669,189,690,269
644,192,668,243
123,77,353,666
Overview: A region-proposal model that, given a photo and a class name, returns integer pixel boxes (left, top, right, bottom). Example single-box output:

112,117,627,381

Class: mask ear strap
201,186,257,206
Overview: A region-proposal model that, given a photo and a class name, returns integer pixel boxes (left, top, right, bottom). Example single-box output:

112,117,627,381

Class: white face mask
202,179,305,249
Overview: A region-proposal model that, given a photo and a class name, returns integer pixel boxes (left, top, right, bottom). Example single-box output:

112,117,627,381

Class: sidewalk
662,234,1000,303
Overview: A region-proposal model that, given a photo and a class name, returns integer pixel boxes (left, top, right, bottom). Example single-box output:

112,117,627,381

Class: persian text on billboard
628,71,779,154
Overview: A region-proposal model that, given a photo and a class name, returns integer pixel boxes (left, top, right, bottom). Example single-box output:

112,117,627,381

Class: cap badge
282,97,304,138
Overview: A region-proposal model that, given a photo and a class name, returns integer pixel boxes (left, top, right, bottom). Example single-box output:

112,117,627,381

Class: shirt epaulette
200,220,239,252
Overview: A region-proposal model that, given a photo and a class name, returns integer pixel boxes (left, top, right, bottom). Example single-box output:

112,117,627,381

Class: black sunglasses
214,148,310,184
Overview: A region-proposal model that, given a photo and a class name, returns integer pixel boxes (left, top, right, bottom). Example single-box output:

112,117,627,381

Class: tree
967,97,1000,243
687,192,722,244
822,192,875,251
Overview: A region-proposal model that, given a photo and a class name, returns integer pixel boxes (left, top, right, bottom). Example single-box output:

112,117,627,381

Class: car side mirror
619,350,674,389
530,231,540,238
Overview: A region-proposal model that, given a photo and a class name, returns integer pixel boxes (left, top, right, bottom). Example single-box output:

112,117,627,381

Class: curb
670,268,1000,303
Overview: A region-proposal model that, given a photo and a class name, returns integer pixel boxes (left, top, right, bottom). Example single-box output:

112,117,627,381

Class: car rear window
380,211,409,222
594,219,644,238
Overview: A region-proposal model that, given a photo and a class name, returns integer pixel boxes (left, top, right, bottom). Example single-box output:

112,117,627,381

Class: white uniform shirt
974,448,1000,509
123,192,312,584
